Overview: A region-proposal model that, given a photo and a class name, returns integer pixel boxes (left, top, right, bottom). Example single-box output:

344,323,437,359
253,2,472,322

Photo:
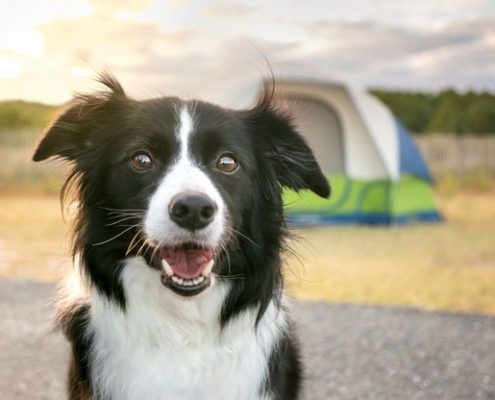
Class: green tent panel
284,175,440,225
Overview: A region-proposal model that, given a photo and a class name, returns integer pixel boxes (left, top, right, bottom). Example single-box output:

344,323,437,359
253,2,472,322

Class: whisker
225,227,261,250
216,276,246,281
92,224,140,247
106,219,141,227
145,238,160,259
106,212,141,220
106,210,143,215
136,237,155,257
216,273,245,278
136,240,149,257
99,206,147,213
125,229,145,256
217,237,232,276
149,242,160,262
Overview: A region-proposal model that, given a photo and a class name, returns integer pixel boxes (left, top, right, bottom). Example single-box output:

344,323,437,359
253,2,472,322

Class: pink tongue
161,247,213,279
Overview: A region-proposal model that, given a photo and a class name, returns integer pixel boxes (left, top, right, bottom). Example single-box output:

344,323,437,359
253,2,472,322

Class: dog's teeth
202,259,214,277
161,259,174,276
168,272,207,287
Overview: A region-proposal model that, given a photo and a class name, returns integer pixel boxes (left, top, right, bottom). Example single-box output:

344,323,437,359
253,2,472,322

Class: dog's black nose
169,193,217,231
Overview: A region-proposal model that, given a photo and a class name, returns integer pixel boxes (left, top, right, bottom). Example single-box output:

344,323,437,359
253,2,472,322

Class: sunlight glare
70,66,93,78
0,54,23,78
0,30,44,57
53,0,94,18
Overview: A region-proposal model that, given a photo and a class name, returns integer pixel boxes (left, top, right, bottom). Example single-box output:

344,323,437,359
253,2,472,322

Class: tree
465,94,495,134
426,90,466,134
0,101,57,131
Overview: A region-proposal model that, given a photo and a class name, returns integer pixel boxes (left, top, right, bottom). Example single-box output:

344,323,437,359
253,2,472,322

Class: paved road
1,278,494,400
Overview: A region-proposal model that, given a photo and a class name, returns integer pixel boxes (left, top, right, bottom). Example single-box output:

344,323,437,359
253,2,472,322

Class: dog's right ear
32,72,126,162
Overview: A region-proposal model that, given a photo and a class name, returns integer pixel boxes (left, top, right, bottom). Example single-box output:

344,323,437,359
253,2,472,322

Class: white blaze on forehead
143,104,227,247
178,106,193,160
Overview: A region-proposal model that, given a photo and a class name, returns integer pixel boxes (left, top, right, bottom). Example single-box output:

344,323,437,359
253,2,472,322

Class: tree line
1,90,495,134
0,101,57,131
371,89,495,135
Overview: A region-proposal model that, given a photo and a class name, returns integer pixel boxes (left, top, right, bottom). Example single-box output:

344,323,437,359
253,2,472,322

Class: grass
1,185,495,314
0,193,70,281
286,187,495,314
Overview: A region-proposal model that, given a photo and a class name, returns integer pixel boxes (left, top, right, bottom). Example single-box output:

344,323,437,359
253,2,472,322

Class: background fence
0,130,65,185
415,134,495,177
1,130,495,186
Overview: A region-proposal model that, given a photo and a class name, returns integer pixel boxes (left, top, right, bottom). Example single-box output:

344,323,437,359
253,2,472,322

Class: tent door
278,96,345,175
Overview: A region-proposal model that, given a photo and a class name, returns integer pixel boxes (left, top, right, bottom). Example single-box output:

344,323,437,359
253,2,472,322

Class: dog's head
33,73,329,322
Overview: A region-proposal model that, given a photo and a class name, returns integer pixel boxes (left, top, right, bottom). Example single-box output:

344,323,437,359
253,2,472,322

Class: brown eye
216,154,238,174
131,153,153,172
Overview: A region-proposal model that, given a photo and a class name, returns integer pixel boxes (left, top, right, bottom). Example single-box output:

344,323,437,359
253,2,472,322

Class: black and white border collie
33,72,330,400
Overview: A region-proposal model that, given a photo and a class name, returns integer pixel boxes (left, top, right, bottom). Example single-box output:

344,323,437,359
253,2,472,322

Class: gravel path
1,278,494,400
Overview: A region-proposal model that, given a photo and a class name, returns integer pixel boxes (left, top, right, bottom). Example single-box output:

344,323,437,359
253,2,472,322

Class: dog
33,72,330,400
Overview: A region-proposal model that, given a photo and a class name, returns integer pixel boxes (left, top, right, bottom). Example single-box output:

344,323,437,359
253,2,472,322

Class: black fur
33,72,330,400
60,303,93,400
266,330,303,399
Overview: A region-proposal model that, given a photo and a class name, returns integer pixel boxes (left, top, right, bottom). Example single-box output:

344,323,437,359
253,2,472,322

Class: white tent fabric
347,86,399,181
273,80,400,181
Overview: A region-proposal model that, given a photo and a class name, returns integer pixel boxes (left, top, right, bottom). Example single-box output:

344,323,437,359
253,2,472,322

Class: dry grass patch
0,194,69,281
286,188,495,314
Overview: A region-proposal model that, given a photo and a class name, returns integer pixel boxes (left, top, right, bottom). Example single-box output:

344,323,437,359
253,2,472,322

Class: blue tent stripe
287,211,442,226
395,118,434,183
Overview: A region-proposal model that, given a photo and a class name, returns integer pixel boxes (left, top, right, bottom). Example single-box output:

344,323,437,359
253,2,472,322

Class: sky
1,0,494,105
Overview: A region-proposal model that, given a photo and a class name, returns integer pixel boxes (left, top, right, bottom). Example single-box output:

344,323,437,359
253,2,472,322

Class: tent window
276,96,344,175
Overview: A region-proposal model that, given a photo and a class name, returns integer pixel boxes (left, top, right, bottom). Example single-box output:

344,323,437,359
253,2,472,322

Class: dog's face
33,74,329,312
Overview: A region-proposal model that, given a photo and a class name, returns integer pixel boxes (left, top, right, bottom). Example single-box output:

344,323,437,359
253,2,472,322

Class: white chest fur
87,257,285,400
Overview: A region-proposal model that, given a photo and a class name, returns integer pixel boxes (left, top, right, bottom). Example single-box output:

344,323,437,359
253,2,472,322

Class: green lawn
1,188,495,314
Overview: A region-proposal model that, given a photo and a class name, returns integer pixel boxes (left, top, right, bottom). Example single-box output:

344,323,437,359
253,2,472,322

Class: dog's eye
131,153,154,172
216,155,238,174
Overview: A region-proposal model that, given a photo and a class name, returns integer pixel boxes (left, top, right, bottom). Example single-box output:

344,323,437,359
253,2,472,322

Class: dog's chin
151,242,217,297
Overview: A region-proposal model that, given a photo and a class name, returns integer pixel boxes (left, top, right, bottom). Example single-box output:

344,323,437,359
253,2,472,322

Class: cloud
1,1,495,104
205,2,260,17
9,12,209,102
89,0,150,15
10,6,279,104
248,18,495,91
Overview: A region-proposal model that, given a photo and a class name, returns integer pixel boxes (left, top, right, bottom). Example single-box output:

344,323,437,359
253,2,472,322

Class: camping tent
272,80,441,225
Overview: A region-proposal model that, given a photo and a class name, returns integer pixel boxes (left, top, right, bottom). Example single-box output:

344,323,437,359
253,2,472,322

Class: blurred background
1,1,495,399
1,0,495,312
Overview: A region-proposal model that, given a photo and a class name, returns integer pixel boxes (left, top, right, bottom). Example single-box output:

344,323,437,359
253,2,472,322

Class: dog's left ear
249,91,331,199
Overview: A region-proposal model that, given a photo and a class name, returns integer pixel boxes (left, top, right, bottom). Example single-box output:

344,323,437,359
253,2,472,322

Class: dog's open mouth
157,244,214,297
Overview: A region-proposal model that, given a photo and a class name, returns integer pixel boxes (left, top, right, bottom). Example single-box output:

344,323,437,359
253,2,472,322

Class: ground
1,278,494,400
